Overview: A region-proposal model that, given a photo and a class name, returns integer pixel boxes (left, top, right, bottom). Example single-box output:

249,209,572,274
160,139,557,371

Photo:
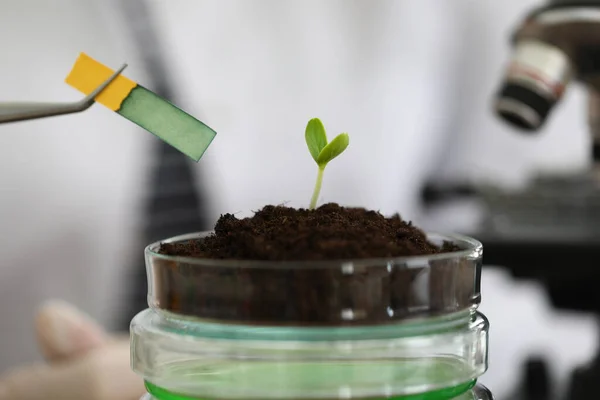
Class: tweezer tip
79,62,129,107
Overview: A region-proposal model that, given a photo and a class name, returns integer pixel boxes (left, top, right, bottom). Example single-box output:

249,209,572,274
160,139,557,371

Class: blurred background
0,1,599,399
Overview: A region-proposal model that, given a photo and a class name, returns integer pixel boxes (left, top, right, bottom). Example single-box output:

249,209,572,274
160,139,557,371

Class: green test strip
65,52,216,162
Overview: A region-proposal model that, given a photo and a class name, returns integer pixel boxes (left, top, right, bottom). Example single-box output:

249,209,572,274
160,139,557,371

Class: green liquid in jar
143,357,479,400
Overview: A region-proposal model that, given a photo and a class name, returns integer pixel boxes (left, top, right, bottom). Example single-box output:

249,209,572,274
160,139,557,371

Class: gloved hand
0,301,145,400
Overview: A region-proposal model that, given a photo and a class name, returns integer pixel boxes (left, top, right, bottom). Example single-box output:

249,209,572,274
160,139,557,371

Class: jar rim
146,231,483,270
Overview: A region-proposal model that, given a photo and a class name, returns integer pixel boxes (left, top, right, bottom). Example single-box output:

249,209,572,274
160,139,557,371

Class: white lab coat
0,0,152,372
0,1,596,398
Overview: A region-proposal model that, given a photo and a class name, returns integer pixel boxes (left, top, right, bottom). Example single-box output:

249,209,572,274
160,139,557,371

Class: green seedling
305,118,350,209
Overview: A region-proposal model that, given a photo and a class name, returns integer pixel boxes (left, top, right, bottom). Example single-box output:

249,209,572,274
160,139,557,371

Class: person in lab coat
0,1,596,399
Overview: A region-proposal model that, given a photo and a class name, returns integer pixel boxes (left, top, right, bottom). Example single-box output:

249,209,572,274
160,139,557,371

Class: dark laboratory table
471,233,600,312
469,232,600,400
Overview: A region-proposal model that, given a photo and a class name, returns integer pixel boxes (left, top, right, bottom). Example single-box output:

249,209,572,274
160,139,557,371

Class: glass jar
131,232,493,400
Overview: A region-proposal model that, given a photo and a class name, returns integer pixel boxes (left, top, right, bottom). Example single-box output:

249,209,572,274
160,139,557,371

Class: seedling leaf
316,133,349,168
305,118,350,210
305,118,328,162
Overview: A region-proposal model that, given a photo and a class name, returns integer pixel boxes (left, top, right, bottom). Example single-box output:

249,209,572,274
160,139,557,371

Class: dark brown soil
159,203,458,260
151,203,478,326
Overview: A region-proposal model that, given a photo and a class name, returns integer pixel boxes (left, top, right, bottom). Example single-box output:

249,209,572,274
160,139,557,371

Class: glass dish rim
145,231,483,270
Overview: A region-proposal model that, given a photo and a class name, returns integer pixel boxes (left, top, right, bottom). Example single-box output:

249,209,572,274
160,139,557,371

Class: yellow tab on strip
65,53,137,111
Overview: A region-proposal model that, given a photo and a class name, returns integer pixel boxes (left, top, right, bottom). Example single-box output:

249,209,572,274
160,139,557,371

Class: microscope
422,1,600,242
495,0,600,154
485,1,600,399
475,0,600,241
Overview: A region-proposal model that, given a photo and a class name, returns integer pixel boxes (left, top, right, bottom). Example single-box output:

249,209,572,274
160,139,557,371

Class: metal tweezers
0,63,128,124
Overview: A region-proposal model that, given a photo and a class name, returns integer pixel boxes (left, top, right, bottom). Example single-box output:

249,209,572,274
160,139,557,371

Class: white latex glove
0,301,145,400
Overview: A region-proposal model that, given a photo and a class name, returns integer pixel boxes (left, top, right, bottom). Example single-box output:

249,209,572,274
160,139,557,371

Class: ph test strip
65,52,216,162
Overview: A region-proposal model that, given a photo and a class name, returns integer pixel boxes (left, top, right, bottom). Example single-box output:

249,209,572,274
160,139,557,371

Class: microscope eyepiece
495,40,572,132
